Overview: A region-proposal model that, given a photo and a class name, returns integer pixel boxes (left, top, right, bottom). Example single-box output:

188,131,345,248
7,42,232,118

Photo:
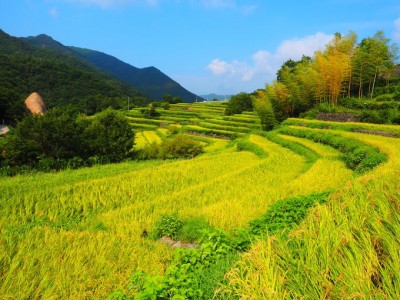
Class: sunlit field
1,103,399,299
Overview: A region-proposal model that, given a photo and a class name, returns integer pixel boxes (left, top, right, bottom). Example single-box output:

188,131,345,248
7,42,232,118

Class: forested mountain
0,29,203,122
0,29,149,122
69,46,200,103
21,33,200,102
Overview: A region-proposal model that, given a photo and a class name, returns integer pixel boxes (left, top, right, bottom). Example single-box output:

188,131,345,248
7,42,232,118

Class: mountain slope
21,33,201,102
0,30,147,121
69,46,201,102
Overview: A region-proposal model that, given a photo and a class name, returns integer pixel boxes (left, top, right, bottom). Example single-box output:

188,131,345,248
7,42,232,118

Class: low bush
178,216,213,242
152,213,184,240
120,230,234,299
249,192,329,236
140,107,161,119
135,134,204,160
110,191,332,299
161,135,204,159
277,127,386,174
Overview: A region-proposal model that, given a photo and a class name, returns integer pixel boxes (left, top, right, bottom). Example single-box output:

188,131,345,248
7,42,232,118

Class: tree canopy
3,108,134,171
0,29,148,122
252,30,399,129
225,92,254,115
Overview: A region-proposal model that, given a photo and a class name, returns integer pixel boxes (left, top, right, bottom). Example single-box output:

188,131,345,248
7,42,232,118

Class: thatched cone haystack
25,92,46,115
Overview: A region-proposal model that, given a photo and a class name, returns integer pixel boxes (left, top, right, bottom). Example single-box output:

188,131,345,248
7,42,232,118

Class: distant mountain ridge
0,29,147,121
22,34,200,102
200,94,232,101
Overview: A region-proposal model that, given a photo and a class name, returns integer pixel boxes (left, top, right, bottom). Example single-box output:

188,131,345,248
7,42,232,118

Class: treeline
0,30,148,122
0,108,134,175
225,31,400,129
0,107,206,175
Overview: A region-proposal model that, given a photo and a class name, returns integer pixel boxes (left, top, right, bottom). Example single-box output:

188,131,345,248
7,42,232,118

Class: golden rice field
219,131,400,299
1,103,399,299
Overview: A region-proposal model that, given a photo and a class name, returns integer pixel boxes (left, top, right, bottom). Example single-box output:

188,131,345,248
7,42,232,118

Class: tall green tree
277,56,315,114
84,109,134,162
353,31,397,98
224,92,253,115
253,90,278,130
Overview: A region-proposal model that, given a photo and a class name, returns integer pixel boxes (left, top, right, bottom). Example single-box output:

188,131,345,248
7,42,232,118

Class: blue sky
1,0,400,95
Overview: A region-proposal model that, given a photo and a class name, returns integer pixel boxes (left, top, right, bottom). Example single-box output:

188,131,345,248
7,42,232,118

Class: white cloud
275,32,333,60
206,32,333,93
394,17,400,43
49,7,59,17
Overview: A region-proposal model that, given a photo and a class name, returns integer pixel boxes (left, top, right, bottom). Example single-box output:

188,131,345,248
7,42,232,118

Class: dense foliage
1,108,134,173
136,134,204,160
110,193,330,299
249,192,329,235
277,127,387,174
83,109,134,162
224,92,253,115
221,31,400,130
163,94,183,104
0,30,148,122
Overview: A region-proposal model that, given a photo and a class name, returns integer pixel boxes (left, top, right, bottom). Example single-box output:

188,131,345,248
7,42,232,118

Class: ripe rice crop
219,129,400,299
2,101,398,299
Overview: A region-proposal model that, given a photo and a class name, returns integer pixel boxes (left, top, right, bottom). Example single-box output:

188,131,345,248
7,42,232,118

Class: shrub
178,216,212,242
135,135,203,160
160,102,170,110
153,214,184,239
67,156,85,169
160,135,203,159
224,92,253,115
140,107,160,119
135,142,161,160
360,109,382,123
249,192,329,236
277,127,386,174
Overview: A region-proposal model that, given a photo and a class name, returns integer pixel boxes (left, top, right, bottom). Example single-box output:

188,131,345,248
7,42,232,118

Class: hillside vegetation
1,101,399,299
0,30,148,122
0,29,201,123
250,31,400,128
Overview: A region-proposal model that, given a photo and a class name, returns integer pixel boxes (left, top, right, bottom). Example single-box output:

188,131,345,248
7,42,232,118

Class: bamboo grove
255,31,399,119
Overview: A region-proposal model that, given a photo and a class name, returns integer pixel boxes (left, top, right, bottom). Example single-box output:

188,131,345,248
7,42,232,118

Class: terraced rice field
1,103,399,299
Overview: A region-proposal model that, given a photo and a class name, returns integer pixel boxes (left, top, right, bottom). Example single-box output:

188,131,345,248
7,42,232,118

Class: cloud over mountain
207,32,333,91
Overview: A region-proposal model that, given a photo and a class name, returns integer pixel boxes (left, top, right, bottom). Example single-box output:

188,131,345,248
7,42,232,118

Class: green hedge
277,127,386,174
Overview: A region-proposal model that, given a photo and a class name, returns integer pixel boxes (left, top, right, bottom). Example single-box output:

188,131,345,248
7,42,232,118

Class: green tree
265,82,290,122
277,56,316,115
84,109,134,162
162,94,183,104
224,92,253,115
163,94,173,103
5,107,85,166
253,91,277,131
